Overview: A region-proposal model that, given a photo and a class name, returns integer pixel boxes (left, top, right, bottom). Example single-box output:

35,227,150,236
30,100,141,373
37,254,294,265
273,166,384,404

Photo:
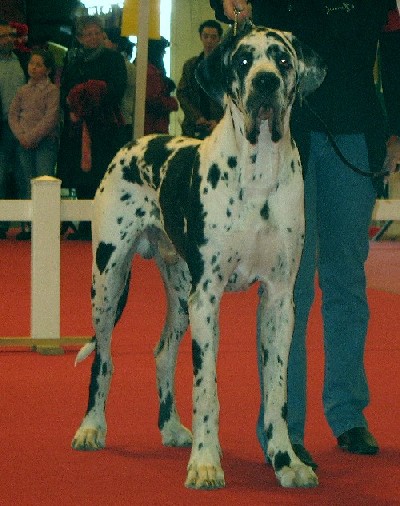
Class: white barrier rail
0,175,399,353
0,176,92,353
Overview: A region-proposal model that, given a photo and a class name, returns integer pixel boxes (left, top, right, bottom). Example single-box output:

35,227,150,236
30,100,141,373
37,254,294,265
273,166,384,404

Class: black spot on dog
186,156,207,291
274,451,291,471
144,136,174,189
102,362,108,376
266,423,273,441
117,217,123,224
120,193,131,201
260,200,269,220
123,156,143,185
227,156,237,168
87,351,101,413
135,208,146,217
159,144,200,260
282,403,288,421
262,345,269,366
178,297,188,314
96,242,116,275
158,391,173,429
114,270,131,325
207,163,221,189
192,340,203,377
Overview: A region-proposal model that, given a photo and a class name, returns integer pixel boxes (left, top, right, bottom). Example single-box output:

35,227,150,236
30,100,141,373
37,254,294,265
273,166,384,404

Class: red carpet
1,237,399,505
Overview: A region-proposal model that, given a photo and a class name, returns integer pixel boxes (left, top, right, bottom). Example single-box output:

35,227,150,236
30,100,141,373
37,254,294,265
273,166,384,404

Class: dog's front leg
185,288,225,490
258,282,318,488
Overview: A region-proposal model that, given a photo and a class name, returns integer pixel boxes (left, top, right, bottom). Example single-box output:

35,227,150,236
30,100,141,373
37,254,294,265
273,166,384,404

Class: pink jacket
8,78,60,146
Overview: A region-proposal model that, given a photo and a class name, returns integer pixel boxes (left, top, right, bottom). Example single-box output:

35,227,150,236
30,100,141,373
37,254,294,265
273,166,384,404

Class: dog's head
196,22,326,144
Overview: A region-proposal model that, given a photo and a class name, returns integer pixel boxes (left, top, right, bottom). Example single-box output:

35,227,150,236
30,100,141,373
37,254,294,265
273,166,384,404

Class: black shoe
0,229,7,239
337,427,379,455
16,230,31,241
292,444,318,470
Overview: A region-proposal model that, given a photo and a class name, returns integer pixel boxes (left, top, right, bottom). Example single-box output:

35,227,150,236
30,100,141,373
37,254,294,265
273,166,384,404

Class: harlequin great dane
72,22,326,489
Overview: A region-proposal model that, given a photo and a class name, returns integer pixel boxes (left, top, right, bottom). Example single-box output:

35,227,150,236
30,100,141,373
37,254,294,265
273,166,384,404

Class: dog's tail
75,336,96,366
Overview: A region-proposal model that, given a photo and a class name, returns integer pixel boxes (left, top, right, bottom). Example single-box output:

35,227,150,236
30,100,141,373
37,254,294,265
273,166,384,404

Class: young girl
8,48,60,239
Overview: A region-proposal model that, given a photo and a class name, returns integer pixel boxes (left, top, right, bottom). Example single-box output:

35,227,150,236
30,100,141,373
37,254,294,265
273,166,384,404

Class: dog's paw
71,427,106,451
276,463,318,488
185,462,225,490
162,423,192,447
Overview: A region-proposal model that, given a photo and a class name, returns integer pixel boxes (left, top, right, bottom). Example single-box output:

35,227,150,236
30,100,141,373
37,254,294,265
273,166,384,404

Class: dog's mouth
245,103,283,145
257,106,273,131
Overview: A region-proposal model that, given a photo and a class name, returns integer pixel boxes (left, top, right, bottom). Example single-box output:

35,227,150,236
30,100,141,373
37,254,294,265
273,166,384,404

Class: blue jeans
257,132,377,454
15,137,58,199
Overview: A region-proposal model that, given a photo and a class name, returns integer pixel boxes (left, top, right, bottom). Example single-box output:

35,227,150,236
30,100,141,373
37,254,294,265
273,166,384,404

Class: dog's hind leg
154,252,192,447
72,240,134,451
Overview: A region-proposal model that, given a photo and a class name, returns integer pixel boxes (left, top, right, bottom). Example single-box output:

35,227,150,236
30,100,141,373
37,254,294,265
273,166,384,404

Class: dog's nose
253,72,280,92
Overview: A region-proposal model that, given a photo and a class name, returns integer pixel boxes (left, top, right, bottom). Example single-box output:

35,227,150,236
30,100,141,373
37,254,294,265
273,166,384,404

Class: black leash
303,100,390,179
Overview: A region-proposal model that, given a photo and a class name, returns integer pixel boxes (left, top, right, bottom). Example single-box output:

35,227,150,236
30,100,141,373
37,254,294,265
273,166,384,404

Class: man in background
177,19,224,139
0,19,26,239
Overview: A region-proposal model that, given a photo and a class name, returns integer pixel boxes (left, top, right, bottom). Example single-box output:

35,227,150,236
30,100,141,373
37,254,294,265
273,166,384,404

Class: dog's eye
240,57,250,67
278,58,292,70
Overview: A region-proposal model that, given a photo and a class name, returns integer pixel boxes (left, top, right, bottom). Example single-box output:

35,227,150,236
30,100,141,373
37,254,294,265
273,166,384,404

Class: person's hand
19,135,33,150
196,117,208,126
222,0,252,22
69,111,79,123
384,135,400,176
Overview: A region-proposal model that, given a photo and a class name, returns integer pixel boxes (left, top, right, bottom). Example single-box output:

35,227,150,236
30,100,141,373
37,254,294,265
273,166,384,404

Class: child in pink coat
9,48,60,239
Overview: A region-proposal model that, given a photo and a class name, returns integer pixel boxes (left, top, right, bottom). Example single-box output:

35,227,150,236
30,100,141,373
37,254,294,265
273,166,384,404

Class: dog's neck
206,100,294,196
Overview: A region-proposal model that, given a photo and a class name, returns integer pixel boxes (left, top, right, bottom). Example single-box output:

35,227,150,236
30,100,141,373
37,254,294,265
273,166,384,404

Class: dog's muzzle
245,71,285,145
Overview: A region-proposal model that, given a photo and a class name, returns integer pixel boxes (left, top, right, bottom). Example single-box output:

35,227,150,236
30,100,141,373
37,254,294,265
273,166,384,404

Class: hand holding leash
384,135,400,179
223,0,252,23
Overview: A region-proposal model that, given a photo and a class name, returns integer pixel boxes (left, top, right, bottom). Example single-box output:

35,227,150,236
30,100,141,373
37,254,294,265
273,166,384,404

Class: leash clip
233,7,241,35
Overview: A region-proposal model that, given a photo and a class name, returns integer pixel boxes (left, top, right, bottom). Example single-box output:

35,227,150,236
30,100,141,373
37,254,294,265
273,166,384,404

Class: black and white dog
72,23,326,489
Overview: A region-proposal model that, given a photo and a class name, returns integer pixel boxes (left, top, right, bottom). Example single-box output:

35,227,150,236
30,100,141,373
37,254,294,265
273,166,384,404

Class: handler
210,0,400,469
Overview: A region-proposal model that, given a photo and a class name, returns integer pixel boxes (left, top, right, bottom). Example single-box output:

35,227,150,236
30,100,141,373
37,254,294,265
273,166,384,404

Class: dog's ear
290,35,327,98
195,21,254,105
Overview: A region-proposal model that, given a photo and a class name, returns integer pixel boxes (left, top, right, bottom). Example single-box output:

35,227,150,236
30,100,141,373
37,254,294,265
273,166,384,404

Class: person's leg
15,144,34,238
15,144,33,199
315,133,376,437
34,137,58,178
286,151,318,445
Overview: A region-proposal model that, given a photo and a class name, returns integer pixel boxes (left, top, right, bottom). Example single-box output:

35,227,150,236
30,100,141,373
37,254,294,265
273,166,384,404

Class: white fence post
31,176,62,354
